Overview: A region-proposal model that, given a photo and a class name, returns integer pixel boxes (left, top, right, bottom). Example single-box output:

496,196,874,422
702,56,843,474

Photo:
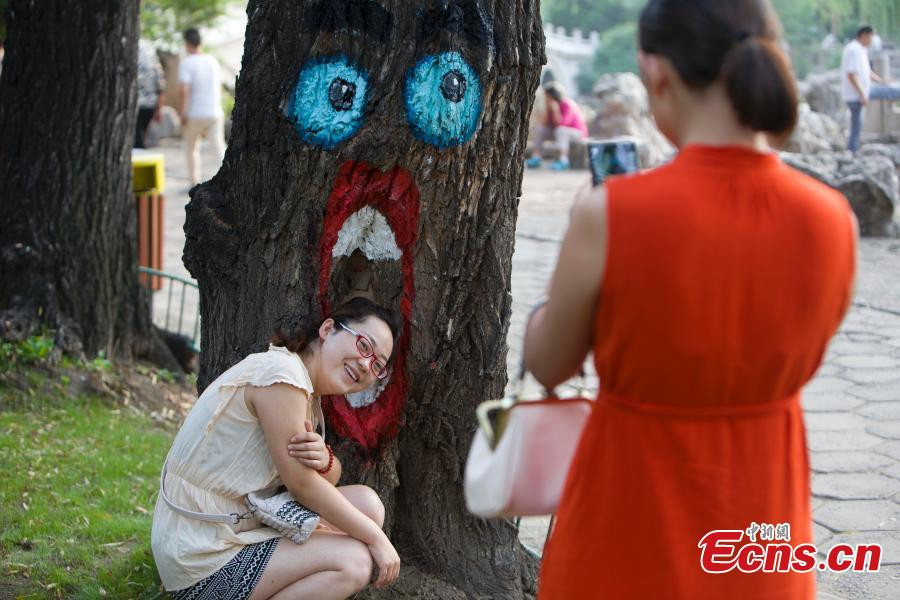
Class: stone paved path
151,143,899,598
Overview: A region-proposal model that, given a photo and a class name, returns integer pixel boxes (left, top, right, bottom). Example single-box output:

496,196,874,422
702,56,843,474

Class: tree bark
0,0,169,364
185,1,544,595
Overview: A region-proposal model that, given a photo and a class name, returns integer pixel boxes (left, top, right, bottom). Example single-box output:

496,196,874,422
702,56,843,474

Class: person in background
527,0,856,598
179,27,225,186
840,25,900,153
135,38,165,149
526,81,588,171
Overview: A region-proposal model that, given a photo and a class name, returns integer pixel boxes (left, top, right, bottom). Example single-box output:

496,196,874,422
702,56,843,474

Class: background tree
184,0,544,596
0,0,173,366
141,0,235,51
0,0,7,41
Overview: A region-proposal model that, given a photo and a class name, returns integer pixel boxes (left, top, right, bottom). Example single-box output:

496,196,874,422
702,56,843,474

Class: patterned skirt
170,537,279,600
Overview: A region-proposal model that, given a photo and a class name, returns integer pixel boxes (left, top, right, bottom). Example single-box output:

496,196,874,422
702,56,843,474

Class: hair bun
721,37,797,135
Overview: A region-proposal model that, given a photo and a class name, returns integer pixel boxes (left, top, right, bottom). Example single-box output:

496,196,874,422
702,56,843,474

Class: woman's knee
345,485,385,528
342,539,374,590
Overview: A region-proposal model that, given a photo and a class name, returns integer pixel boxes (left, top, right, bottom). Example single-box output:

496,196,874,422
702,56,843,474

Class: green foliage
542,0,897,40
544,0,897,86
0,373,173,597
156,368,176,384
577,21,639,92
542,0,643,33
141,0,235,51
0,334,55,372
89,350,114,373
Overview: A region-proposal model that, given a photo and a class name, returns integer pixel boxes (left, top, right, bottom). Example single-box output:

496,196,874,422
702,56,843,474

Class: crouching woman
151,298,401,599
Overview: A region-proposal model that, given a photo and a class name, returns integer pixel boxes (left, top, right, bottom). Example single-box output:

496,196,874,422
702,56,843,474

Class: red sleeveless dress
538,146,856,599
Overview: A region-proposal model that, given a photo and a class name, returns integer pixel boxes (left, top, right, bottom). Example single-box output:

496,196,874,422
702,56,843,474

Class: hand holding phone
588,139,640,186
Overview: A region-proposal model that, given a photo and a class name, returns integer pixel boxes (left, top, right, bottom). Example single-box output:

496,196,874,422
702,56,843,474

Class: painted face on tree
280,0,494,452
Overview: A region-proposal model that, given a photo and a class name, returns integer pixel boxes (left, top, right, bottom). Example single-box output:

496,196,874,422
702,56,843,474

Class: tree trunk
185,1,544,596
0,0,169,364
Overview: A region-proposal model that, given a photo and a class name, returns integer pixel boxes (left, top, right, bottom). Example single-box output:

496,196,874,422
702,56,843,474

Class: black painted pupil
329,78,356,111
440,70,467,103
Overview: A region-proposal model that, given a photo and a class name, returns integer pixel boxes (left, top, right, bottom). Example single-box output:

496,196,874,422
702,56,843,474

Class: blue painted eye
404,52,482,149
286,55,368,149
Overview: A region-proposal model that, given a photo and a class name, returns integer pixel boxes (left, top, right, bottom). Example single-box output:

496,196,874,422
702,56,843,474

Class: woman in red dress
525,1,856,598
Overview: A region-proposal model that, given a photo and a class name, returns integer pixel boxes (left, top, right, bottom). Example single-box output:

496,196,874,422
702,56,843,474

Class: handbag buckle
230,507,257,524
476,397,515,450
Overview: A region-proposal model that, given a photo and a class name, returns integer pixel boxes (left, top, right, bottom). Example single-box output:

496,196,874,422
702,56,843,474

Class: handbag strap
159,458,255,525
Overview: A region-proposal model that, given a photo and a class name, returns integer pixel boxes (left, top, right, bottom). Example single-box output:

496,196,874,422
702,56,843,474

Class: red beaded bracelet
317,444,334,475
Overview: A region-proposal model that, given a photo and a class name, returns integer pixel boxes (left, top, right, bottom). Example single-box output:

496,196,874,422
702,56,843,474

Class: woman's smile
344,362,360,384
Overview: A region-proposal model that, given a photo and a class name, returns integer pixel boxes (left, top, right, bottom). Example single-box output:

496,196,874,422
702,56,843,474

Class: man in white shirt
179,28,225,186
840,26,899,153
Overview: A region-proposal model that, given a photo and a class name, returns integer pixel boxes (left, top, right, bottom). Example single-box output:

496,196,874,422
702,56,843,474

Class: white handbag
246,485,320,545
464,376,593,518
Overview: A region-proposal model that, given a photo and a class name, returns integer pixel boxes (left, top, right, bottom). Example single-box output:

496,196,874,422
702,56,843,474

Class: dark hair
183,28,202,47
543,81,563,102
857,26,874,38
639,0,797,137
271,297,403,365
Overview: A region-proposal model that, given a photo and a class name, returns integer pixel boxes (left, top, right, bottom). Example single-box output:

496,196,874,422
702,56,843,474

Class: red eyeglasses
338,322,388,380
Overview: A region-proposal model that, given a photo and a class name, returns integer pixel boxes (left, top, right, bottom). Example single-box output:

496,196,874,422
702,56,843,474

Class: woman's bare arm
322,454,342,486
524,182,608,389
247,383,383,544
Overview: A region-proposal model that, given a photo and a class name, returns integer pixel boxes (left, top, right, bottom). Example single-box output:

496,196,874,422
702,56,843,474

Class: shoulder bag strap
159,458,255,525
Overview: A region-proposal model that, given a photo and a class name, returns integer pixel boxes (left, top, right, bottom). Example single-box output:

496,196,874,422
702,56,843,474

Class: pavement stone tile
858,403,900,420
881,463,900,482
812,473,900,500
805,377,856,394
867,421,900,441
808,430,885,452
876,441,900,461
833,355,899,369
517,516,551,554
814,522,835,547
826,340,891,356
811,451,895,474
816,565,900,599
805,413,871,432
803,394,866,413
846,380,900,402
842,369,900,385
823,531,900,565
815,364,845,378
814,500,900,532
844,331,889,343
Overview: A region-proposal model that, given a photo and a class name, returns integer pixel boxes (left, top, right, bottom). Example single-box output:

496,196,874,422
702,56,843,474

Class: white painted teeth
332,207,401,261
346,377,388,408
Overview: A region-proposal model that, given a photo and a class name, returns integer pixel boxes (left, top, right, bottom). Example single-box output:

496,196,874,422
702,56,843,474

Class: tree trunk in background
185,1,544,595
0,0,168,364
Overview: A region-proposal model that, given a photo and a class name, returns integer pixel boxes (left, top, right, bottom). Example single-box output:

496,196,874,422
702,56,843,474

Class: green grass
0,368,174,598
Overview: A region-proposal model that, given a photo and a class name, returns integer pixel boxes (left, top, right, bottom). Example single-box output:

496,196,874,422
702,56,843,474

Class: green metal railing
139,267,201,353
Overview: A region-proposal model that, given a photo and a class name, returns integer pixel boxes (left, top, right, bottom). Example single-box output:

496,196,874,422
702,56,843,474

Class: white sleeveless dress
151,345,324,591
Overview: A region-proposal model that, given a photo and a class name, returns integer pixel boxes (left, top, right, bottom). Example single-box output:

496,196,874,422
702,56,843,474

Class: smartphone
588,139,640,186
